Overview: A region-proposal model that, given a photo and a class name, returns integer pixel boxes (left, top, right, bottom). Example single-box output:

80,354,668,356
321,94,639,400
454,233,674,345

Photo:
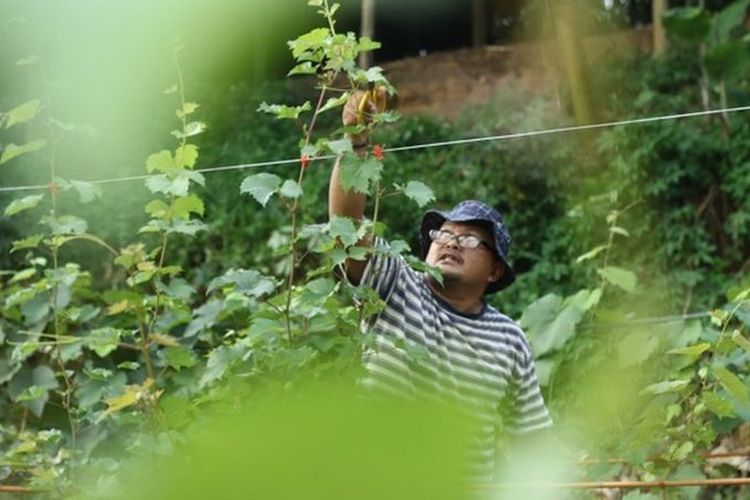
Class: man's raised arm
328,90,380,284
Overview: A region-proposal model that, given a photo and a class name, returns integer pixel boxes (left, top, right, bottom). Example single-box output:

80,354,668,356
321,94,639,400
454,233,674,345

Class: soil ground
381,27,653,119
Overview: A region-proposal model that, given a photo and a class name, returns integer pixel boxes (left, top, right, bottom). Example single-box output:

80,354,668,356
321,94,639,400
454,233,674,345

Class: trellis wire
1,104,750,194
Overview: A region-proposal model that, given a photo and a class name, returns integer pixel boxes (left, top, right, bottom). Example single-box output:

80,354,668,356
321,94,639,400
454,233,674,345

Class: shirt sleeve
359,238,407,302
506,349,554,434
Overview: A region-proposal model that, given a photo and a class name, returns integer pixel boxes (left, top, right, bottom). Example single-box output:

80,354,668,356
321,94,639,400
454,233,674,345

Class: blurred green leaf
165,346,198,371
145,199,170,219
358,37,381,52
705,40,750,80
146,174,188,196
199,345,243,388
172,121,206,139
169,219,207,236
712,0,750,42
240,173,282,207
319,94,349,113
207,269,276,298
288,61,317,76
668,342,711,356
329,216,359,247
338,155,382,194
402,181,435,208
87,328,123,358
257,101,312,120
663,7,711,42
288,28,330,59
732,330,750,351
280,180,303,199
11,234,44,253
176,102,199,119
172,194,205,219
519,292,594,357
617,331,660,367
575,244,608,263
641,379,690,395
54,178,103,203
597,266,637,293
185,300,224,338
328,138,353,155
10,268,37,284
158,278,195,300
146,150,176,173
0,139,47,165
4,99,42,129
41,215,88,235
703,391,737,418
15,55,38,66
712,366,749,405
175,144,199,169
4,194,44,217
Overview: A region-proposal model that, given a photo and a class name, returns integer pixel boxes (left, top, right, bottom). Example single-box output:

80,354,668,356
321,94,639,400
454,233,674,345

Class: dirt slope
381,27,652,119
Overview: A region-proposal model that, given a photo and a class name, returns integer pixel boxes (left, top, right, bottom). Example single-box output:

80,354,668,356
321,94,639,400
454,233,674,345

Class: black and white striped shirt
359,242,553,478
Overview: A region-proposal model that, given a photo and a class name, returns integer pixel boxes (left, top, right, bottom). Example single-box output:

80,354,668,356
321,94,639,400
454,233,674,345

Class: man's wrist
347,133,369,150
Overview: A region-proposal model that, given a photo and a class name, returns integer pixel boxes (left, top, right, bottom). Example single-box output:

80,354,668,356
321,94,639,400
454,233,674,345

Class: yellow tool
356,86,387,124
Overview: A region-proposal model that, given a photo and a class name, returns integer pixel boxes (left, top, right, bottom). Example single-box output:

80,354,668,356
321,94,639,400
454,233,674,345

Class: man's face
425,221,504,290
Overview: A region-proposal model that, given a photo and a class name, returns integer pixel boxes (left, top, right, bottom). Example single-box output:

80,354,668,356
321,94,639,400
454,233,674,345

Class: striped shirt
359,241,553,478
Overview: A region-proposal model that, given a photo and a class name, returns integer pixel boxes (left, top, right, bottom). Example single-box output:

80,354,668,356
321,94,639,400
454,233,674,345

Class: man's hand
342,87,387,149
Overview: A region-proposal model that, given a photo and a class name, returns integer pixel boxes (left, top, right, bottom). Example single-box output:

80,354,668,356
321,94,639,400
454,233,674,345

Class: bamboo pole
0,485,48,494
578,450,750,465
478,477,750,490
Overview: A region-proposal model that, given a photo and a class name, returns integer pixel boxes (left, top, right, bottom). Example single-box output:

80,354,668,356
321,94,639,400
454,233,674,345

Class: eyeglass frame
428,228,494,251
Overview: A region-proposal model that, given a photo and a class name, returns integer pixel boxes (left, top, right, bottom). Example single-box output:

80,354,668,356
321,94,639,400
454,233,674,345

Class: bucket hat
420,200,516,293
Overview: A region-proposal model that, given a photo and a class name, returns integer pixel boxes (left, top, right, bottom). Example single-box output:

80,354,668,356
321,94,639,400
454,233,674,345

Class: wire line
2,104,750,194
386,104,750,153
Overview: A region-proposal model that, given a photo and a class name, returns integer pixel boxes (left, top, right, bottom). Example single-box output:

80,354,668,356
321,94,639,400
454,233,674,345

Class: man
329,92,552,479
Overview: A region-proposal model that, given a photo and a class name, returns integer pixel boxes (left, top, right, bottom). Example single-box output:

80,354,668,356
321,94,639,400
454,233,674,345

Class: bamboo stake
0,485,48,494
579,450,750,465
477,477,750,490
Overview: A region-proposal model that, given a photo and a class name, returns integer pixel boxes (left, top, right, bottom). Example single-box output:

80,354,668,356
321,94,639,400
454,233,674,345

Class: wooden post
652,0,667,57
553,1,594,125
359,0,376,69
472,0,488,48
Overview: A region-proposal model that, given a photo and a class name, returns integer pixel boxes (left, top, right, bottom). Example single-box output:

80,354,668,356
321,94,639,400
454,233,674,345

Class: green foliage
0,139,47,165
1,0,750,494
0,3,417,493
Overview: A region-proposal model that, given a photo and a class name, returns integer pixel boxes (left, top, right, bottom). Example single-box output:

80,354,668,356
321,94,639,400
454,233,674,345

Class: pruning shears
356,85,387,125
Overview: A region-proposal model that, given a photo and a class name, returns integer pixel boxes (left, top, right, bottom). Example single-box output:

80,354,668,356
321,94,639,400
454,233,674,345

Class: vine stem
369,182,382,246
323,0,337,34
284,85,329,343
137,307,155,381
354,181,382,328
42,71,77,447
143,45,188,384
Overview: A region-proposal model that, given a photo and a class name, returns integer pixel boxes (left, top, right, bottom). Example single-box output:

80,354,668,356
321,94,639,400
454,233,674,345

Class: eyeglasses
428,229,493,251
